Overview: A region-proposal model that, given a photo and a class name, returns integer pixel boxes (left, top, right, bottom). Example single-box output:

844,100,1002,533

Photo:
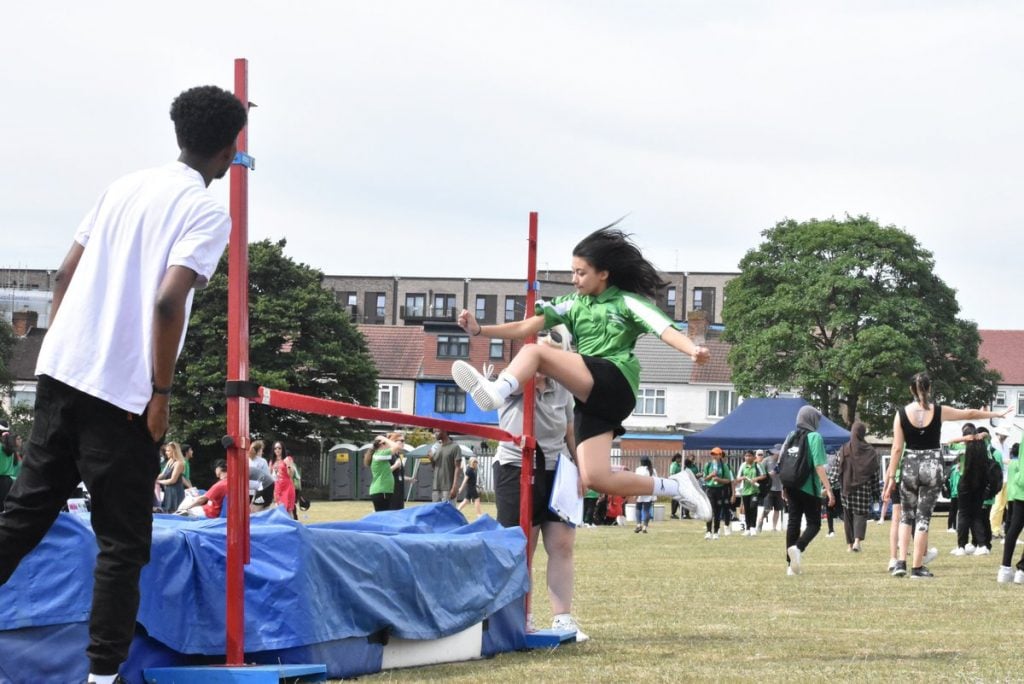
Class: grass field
303,500,1019,683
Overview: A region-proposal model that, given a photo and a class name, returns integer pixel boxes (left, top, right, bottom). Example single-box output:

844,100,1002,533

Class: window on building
435,385,466,413
377,383,400,410
994,391,1007,407
505,295,526,322
433,293,456,318
634,387,666,416
474,294,497,324
375,293,386,319
707,389,738,418
475,296,487,321
437,334,470,358
1017,393,1024,417
489,339,504,360
693,287,716,318
405,293,426,317
364,292,386,323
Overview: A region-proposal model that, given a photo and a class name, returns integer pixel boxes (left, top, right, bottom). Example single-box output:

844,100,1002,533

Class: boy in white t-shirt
0,85,246,684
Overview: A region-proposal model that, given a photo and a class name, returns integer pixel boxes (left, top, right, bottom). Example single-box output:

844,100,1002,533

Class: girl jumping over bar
452,225,712,519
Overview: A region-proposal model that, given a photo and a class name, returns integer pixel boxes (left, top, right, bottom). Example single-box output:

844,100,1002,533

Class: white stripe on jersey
622,293,673,336
540,298,575,317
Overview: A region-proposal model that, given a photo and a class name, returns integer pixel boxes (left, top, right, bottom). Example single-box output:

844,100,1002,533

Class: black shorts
252,482,275,506
495,459,562,528
574,356,636,444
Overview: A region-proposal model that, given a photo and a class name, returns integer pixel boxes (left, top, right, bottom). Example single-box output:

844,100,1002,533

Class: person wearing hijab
837,421,879,552
783,406,834,575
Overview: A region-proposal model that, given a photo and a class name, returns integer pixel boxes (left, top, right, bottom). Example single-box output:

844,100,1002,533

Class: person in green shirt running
452,225,712,520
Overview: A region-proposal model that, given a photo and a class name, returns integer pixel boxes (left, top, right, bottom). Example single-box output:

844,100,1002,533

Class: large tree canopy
172,239,378,453
722,216,998,433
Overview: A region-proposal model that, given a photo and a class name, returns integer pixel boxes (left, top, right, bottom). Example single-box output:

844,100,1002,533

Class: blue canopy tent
684,398,850,451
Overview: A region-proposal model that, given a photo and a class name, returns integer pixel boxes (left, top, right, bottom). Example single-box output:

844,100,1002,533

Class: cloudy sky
3,2,1021,328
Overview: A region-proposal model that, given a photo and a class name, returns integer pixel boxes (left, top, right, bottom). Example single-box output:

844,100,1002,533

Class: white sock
651,477,680,497
88,675,117,684
495,372,519,401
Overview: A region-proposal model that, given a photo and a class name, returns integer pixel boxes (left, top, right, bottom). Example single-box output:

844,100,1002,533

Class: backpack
983,456,1003,500
779,429,812,490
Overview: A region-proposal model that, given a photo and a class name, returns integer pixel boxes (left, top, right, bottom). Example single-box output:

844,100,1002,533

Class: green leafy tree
723,216,999,433
173,239,378,462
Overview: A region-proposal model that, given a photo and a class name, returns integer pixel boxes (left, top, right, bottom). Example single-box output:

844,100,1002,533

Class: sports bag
779,429,812,490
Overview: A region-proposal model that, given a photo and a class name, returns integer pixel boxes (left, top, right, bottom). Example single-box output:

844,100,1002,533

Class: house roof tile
979,330,1024,385
357,324,424,379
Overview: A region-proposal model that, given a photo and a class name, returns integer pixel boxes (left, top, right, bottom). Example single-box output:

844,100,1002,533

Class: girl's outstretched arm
660,326,711,363
458,309,546,340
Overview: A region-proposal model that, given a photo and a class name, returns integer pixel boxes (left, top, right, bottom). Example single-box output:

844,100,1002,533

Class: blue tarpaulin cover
0,504,529,684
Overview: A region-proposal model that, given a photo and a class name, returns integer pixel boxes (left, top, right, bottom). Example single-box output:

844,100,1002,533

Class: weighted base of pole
144,663,327,683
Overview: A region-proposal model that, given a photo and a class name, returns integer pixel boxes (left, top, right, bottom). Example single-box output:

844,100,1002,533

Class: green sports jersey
1008,459,1024,502
799,432,828,497
369,448,395,495
536,285,675,396
703,461,733,488
737,462,761,496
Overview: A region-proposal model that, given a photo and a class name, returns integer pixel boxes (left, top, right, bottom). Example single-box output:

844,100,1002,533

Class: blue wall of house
415,381,498,426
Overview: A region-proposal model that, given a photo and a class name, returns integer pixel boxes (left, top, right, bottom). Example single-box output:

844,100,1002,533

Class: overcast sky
2,2,1021,328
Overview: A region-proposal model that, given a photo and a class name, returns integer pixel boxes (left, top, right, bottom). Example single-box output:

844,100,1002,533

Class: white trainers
950,547,968,557
749,529,758,537
670,470,712,520
451,360,503,411
827,532,835,538
704,531,712,540
997,566,1014,583
1014,569,1024,585
786,566,797,576
946,528,957,534
973,546,991,556
965,543,976,554
787,545,802,575
712,533,719,540
923,547,938,565
551,614,589,643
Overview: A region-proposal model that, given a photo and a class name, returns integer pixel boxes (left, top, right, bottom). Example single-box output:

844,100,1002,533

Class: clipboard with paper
549,453,583,527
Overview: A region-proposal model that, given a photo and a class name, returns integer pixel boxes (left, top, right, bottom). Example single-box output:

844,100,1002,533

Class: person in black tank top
883,372,1009,579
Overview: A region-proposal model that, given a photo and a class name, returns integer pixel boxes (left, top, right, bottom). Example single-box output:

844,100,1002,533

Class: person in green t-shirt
668,453,683,519
450,226,713,521
783,406,835,576
703,447,734,539
736,450,766,535
365,434,403,512
999,443,1024,582
0,431,17,511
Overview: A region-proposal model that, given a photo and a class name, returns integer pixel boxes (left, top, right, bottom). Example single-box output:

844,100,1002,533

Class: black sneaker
910,566,934,580
891,560,907,577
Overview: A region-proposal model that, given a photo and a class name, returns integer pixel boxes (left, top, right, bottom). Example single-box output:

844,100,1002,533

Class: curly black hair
572,222,668,299
169,85,248,156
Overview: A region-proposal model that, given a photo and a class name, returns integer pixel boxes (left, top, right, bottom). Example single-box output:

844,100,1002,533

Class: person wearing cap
756,446,784,533
702,447,734,540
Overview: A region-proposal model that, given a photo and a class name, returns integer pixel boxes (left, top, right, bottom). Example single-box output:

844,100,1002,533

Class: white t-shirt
36,162,231,413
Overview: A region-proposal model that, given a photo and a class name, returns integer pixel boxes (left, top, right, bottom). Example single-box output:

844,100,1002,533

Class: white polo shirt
36,161,231,413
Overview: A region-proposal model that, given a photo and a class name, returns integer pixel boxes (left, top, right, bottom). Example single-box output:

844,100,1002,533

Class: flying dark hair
572,223,668,299
170,85,248,156
909,372,932,410
213,459,227,472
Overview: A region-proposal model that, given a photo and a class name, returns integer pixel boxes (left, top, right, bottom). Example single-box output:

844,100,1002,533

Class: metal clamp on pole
232,151,255,170
224,380,260,399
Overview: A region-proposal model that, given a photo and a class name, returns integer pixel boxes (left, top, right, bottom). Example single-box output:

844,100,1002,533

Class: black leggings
957,490,987,550
785,487,822,562
705,487,731,533
1002,501,1024,569
370,492,392,511
741,494,758,530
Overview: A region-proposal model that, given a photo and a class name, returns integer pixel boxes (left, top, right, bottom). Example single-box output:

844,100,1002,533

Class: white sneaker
787,545,802,575
946,528,957,534
997,566,1014,583
923,547,938,565
712,533,719,540
827,532,835,538
974,546,991,556
552,614,589,643
950,547,968,557
451,360,503,411
965,543,976,554
704,531,712,540
749,529,758,537
1014,569,1024,585
670,470,712,520
786,566,797,576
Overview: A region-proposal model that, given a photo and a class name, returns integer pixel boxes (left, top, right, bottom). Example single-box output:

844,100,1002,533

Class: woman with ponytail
882,372,1009,579
452,224,713,520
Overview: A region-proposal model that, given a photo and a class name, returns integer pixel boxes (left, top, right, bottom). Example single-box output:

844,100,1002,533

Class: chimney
11,310,38,337
686,310,708,345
